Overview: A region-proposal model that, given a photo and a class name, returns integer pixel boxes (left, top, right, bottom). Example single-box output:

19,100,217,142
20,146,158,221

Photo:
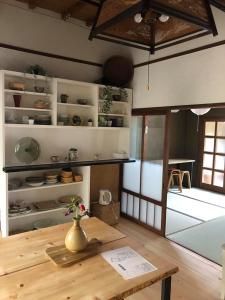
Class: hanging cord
197,115,200,132
147,51,150,91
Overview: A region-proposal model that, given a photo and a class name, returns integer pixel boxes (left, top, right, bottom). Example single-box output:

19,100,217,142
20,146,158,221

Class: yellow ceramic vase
65,220,88,252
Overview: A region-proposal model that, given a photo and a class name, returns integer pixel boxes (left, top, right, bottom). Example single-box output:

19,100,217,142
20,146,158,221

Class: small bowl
34,86,45,93
77,99,88,105
50,155,60,162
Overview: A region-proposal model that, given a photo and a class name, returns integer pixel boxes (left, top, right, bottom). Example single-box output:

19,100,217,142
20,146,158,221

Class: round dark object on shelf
103,56,133,87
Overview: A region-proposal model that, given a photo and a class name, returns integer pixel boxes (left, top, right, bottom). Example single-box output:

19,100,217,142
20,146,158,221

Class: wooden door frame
198,116,225,194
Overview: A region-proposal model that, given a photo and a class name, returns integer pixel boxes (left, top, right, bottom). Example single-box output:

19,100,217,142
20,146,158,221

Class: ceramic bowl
77,99,88,105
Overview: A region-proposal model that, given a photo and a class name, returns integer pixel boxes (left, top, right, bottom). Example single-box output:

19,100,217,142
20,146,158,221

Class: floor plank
115,217,222,300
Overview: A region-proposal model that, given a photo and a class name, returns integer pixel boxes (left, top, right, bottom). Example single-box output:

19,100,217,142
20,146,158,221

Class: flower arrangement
65,195,89,221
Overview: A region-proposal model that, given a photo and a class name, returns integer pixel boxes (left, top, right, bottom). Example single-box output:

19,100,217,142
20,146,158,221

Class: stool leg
168,174,173,191
187,172,191,188
178,174,182,193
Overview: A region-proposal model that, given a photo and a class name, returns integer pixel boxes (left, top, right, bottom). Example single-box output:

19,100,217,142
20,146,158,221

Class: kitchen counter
3,158,135,173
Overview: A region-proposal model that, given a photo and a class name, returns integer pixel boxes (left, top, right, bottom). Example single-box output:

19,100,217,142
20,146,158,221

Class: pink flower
79,204,85,211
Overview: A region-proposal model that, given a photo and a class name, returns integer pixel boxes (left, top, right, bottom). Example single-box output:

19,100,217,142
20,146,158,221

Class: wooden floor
116,218,222,300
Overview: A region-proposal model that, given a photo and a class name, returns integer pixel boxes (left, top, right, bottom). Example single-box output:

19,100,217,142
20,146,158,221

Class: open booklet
101,246,157,280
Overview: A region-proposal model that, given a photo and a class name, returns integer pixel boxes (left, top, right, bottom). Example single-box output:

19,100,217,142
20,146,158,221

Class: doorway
166,107,225,265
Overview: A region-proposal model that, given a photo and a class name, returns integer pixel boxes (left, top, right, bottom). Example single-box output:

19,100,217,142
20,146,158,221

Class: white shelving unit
0,70,132,237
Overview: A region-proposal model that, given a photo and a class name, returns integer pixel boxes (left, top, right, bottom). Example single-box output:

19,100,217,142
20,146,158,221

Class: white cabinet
0,70,132,237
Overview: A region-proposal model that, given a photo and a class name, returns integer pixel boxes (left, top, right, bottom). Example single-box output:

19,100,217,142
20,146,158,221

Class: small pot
60,94,69,103
13,95,22,107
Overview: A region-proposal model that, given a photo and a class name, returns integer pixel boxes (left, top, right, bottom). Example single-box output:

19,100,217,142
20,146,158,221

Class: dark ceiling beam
80,0,100,7
28,0,37,9
155,30,211,51
95,35,150,51
204,0,218,35
209,0,225,12
150,22,156,54
62,0,100,21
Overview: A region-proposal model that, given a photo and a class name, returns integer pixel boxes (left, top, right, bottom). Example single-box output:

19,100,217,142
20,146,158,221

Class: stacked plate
25,176,45,187
35,114,51,125
60,168,73,184
9,204,32,217
45,172,59,184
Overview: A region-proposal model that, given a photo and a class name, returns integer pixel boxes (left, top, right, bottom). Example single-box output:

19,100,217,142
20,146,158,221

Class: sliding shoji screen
121,112,169,235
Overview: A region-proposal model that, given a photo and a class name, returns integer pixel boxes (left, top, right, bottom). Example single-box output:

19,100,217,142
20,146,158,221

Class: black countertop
3,158,135,173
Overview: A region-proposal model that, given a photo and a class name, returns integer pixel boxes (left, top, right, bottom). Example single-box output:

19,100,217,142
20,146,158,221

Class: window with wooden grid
200,120,225,191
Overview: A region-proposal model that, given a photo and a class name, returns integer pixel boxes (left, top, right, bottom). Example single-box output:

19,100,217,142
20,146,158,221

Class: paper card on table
101,246,157,280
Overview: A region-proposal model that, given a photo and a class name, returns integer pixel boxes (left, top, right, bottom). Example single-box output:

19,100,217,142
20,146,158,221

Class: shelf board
4,124,129,130
5,106,52,112
98,113,128,117
57,102,94,108
4,124,54,128
99,99,129,105
5,89,52,97
8,181,83,193
9,207,67,221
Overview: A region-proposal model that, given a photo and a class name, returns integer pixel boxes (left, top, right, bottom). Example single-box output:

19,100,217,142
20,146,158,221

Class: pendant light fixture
191,108,211,131
89,0,218,53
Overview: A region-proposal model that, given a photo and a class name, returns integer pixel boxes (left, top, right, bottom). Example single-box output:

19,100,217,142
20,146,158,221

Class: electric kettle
99,190,112,205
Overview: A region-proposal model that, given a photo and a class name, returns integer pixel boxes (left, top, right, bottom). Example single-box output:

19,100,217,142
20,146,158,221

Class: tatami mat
167,192,225,221
166,209,202,235
168,216,225,265
171,187,225,208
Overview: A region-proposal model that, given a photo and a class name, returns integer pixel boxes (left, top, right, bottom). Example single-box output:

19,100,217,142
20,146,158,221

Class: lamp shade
191,108,211,115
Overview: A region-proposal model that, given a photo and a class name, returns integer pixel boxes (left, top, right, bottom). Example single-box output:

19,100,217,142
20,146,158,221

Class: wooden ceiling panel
156,0,209,21
96,0,139,26
17,0,99,23
103,13,201,46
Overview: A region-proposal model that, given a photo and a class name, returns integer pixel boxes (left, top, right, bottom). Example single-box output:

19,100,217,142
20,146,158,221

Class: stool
181,170,191,188
168,169,182,192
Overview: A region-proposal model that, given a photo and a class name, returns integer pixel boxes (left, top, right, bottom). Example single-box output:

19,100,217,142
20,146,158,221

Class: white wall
0,1,133,82
133,7,225,108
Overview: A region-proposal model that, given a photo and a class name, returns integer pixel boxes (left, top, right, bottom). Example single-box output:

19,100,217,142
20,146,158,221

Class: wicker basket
91,202,120,226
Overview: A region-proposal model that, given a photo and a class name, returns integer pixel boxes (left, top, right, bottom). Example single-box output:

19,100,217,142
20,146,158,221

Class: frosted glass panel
217,122,225,136
123,116,142,193
121,192,127,213
205,122,215,136
141,162,163,201
216,139,225,153
154,206,162,230
203,153,213,169
133,197,139,219
213,172,224,187
215,155,225,171
141,115,165,201
146,202,154,226
204,138,214,152
202,169,212,184
140,200,147,223
127,195,134,216
123,160,141,193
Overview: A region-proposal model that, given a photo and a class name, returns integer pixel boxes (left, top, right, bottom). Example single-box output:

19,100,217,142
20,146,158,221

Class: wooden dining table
0,217,178,300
